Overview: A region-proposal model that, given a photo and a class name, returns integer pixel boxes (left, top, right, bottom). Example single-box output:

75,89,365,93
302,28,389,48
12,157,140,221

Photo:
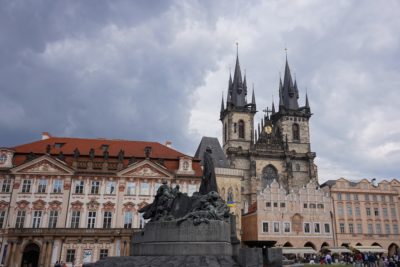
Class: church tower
220,51,256,157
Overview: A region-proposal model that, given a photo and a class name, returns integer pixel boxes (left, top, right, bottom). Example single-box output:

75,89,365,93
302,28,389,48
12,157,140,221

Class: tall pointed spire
230,43,246,107
251,84,256,112
281,55,299,110
305,90,311,114
272,98,276,114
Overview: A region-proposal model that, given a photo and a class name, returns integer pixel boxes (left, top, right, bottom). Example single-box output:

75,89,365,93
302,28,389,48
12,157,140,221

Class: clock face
264,125,272,134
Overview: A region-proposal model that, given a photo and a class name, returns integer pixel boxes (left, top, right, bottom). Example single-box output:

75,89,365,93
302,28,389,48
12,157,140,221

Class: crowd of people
287,252,400,266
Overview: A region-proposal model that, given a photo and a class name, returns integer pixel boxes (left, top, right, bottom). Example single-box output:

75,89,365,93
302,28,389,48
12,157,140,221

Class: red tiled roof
10,136,202,177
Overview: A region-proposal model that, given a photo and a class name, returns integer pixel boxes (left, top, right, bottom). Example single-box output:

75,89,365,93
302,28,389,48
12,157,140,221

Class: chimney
42,132,51,140
165,141,172,148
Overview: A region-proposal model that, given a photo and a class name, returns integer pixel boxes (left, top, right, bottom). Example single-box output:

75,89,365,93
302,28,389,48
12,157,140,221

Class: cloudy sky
1,0,399,182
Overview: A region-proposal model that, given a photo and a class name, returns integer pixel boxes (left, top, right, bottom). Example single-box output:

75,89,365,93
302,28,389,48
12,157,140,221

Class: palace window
373,194,377,202
280,203,286,208
339,223,345,233
87,211,96,228
124,212,133,229
48,210,58,228
337,193,342,200
262,222,269,233
233,123,237,133
304,223,310,233
292,123,300,141
355,206,361,216
15,210,26,228
140,182,149,195
71,211,80,228
303,203,307,208
106,181,116,195
21,180,31,193
353,194,358,201
347,205,353,216
91,181,100,194
37,179,47,193
273,222,280,233
385,224,390,234
66,249,75,263
238,120,245,139
365,194,370,201
324,223,330,233
337,205,343,216
103,211,112,228
366,207,371,216
74,180,84,194
314,223,320,233
349,223,354,233
284,222,291,233
393,224,399,234
126,182,136,196
389,195,394,202
376,224,382,234
391,207,397,218
32,210,42,228
0,211,5,228
346,193,351,201
99,249,108,260
357,224,362,234
374,208,379,216
368,224,373,234
53,179,63,193
1,179,11,193
383,208,388,217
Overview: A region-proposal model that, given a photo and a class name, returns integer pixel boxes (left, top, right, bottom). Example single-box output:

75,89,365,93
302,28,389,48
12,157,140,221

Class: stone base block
83,255,240,267
132,220,232,256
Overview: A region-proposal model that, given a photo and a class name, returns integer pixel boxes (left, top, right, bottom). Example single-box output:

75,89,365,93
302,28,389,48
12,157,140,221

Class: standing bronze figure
199,147,218,194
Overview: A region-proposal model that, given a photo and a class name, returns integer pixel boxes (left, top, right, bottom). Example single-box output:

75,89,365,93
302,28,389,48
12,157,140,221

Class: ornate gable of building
123,202,136,211
48,200,62,210
16,200,30,209
11,155,74,175
117,159,172,178
32,199,46,210
71,200,84,210
103,201,115,211
0,201,9,210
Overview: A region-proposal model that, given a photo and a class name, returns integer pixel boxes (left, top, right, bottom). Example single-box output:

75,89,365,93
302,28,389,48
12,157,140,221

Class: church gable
11,155,74,175
118,160,172,178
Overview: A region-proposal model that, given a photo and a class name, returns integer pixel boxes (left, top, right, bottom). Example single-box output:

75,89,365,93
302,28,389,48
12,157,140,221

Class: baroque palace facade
0,134,202,267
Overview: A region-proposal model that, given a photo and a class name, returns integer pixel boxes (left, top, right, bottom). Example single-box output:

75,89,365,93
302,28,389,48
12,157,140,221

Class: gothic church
219,52,318,208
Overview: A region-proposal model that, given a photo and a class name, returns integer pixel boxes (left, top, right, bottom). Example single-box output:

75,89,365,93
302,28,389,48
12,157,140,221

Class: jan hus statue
199,146,218,194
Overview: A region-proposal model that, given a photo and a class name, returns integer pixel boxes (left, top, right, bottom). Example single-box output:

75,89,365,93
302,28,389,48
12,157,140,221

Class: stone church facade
220,53,317,211
220,52,333,250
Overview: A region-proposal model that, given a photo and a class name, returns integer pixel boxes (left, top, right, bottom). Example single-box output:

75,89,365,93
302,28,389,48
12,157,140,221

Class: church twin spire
221,48,256,120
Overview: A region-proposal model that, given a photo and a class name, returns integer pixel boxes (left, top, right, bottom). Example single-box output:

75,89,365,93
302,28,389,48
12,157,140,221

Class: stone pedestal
132,220,232,256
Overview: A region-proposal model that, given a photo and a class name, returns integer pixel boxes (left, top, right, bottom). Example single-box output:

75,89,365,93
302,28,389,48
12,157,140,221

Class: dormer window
183,161,189,170
54,143,65,149
101,144,109,151
0,154,7,164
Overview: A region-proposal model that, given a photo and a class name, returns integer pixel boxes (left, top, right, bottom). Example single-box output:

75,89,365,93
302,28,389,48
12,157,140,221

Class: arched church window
292,123,300,141
227,188,234,203
224,123,227,143
238,120,245,138
262,165,278,188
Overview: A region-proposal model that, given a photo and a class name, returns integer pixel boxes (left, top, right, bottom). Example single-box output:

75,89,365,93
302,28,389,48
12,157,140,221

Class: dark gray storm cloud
1,0,399,181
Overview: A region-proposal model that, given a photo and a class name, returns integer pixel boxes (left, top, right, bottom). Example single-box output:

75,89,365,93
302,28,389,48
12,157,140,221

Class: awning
326,247,352,253
353,246,387,253
282,247,317,254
